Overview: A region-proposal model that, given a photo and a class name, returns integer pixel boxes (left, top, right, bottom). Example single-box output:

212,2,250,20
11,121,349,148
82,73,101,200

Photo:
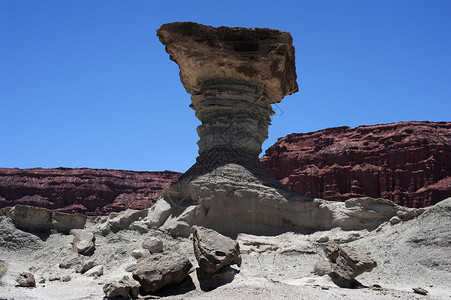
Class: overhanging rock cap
157,22,298,103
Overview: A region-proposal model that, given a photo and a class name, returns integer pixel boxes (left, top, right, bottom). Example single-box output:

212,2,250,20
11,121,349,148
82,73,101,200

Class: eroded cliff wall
261,121,451,207
0,168,181,215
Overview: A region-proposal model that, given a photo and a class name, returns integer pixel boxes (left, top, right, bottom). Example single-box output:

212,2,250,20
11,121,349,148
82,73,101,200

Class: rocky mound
1,198,450,299
0,168,181,215
261,121,451,207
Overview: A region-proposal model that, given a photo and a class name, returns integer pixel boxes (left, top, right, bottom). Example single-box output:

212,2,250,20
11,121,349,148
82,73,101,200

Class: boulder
103,276,140,299
15,272,36,287
71,229,95,256
10,205,52,233
131,248,149,259
324,243,377,286
144,198,173,228
108,209,149,231
142,237,163,254
193,226,241,273
132,252,192,293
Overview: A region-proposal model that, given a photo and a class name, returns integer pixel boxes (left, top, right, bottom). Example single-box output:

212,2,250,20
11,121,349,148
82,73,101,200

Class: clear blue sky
1,0,450,172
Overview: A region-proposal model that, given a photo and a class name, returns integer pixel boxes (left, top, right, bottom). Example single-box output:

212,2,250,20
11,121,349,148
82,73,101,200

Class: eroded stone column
156,22,323,235
157,22,298,162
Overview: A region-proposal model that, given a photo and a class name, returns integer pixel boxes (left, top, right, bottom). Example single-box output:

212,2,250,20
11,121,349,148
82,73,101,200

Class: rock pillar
157,22,298,160
157,22,329,235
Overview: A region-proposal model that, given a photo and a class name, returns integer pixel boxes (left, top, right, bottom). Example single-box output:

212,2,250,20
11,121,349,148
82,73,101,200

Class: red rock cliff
260,121,451,207
0,168,181,215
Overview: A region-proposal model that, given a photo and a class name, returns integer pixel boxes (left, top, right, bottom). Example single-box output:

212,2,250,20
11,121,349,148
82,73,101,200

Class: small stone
413,287,428,295
59,254,82,269
316,236,329,243
49,276,61,281
61,275,71,282
103,275,140,299
125,264,136,272
85,265,103,277
16,272,36,287
389,216,401,225
321,286,329,290
71,230,96,256
142,237,163,253
131,248,150,259
373,284,382,289
38,277,46,283
77,260,96,274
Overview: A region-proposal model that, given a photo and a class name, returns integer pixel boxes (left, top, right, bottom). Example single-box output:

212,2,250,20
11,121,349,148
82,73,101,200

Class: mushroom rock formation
156,22,331,235
155,22,424,236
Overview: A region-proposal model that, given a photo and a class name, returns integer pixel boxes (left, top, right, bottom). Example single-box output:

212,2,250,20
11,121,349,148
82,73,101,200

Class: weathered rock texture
71,229,95,256
15,272,36,288
324,243,377,282
0,168,181,215
193,226,242,273
261,121,451,208
9,205,86,234
103,276,140,299
132,252,193,293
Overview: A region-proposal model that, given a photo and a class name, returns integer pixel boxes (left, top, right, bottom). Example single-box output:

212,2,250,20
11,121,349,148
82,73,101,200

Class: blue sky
1,0,450,172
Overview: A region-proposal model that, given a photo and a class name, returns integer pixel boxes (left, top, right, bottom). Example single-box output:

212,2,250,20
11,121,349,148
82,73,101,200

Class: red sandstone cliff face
261,121,451,208
0,168,181,215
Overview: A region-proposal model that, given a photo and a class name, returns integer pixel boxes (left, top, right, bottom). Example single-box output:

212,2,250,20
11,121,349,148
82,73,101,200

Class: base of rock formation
0,197,450,299
158,160,424,236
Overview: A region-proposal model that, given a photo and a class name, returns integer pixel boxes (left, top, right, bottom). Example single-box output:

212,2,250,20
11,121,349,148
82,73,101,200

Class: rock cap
157,22,298,103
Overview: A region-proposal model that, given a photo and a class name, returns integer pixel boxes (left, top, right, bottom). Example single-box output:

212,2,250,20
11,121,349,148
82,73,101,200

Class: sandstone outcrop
193,226,241,273
0,168,181,215
9,205,86,234
261,121,451,208
132,252,193,293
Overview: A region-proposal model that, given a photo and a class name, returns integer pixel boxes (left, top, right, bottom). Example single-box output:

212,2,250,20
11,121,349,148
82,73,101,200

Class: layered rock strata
261,121,451,207
0,168,181,215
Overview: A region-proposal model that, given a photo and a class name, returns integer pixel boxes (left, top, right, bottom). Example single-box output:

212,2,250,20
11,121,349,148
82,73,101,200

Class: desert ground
1,197,450,300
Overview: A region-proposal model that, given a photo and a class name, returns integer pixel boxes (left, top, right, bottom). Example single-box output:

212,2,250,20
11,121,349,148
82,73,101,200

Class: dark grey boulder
193,226,241,273
132,252,192,293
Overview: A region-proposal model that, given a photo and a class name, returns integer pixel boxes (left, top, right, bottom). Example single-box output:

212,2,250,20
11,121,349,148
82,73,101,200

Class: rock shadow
140,276,196,297
196,266,239,291
328,272,366,289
